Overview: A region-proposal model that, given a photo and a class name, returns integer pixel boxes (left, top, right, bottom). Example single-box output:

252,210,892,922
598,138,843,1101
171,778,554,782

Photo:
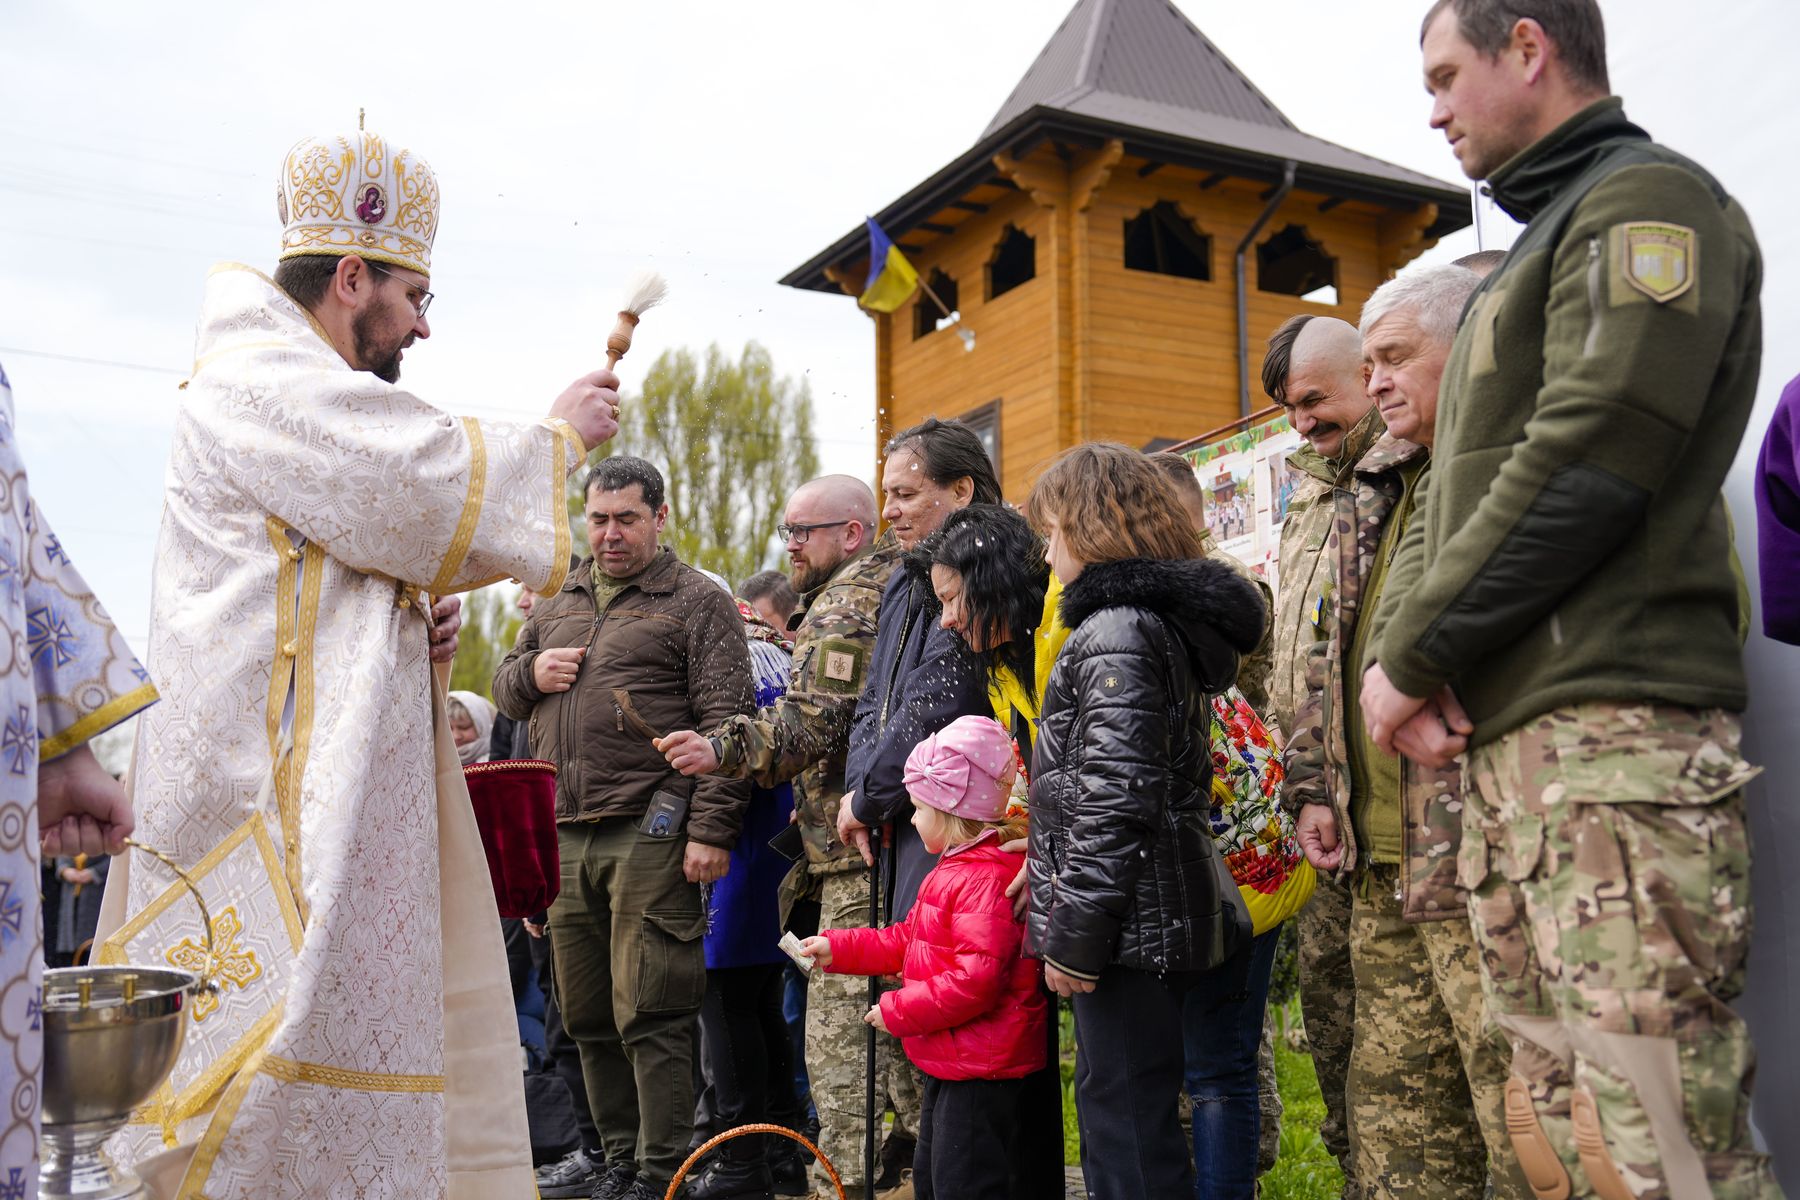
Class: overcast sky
2,0,1795,655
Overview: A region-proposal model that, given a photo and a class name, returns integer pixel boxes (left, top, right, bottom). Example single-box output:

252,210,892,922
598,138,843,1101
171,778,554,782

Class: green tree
570,341,820,586
448,582,524,699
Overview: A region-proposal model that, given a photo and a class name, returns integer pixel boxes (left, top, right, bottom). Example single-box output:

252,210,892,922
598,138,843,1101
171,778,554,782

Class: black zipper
877,595,920,732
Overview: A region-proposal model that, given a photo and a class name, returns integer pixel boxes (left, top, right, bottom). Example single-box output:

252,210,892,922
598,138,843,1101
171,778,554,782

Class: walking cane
864,824,883,1200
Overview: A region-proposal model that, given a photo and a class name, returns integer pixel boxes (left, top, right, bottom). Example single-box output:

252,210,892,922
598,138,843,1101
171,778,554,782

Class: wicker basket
664,1123,846,1200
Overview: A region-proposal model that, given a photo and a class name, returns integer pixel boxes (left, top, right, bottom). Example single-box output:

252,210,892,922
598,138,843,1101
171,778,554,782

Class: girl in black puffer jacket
1023,443,1266,1200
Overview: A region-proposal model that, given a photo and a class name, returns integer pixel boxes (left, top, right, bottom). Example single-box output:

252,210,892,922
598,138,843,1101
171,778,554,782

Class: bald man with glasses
658,474,909,1196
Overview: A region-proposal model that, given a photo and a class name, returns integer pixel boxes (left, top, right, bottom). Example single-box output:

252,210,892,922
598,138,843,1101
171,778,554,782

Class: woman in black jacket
841,418,1001,922
1023,443,1266,1199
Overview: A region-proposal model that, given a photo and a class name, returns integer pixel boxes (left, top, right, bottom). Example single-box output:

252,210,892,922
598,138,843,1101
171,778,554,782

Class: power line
0,178,266,231
0,345,186,376
0,128,260,180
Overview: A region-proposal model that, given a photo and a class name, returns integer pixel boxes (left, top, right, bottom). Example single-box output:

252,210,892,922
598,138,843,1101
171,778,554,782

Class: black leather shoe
770,1144,809,1197
591,1163,639,1200
537,1148,604,1198
681,1155,774,1200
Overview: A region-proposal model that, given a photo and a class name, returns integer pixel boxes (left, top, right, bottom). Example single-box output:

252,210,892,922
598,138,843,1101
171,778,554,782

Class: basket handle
665,1124,846,1200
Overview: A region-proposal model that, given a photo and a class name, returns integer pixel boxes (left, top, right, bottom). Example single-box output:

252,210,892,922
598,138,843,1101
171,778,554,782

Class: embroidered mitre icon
277,128,440,277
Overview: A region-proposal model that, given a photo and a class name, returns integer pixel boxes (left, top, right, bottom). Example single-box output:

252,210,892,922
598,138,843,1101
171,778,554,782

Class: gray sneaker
536,1148,604,1198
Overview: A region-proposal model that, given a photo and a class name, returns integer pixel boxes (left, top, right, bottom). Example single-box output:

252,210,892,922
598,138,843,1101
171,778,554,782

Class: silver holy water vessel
40,842,216,1200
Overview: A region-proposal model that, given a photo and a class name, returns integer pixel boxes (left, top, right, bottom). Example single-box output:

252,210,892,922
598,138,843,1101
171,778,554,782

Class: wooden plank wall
876,146,1435,499
884,185,1058,502
1080,168,1386,454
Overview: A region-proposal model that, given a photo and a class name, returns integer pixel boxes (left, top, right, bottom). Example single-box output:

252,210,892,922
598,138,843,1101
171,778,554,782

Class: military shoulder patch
1615,221,1697,303
811,638,866,695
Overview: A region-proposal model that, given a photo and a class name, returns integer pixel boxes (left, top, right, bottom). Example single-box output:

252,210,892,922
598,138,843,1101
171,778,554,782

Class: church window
913,268,960,340
987,225,1036,299
959,400,1001,471
1257,224,1339,305
1123,201,1213,280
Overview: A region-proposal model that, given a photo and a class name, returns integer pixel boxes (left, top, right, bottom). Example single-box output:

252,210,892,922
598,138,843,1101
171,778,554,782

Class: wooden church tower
781,0,1472,496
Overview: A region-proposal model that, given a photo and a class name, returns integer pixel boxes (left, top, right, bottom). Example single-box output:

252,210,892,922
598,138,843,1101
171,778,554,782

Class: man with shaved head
1261,311,1385,1196
657,473,902,1194
1286,265,1533,1199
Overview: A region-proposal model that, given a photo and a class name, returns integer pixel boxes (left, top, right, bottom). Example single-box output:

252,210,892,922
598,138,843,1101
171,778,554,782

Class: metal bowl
41,966,200,1127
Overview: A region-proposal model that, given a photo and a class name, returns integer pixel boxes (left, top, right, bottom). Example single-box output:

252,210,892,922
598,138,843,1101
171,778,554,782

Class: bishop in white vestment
97,129,617,1199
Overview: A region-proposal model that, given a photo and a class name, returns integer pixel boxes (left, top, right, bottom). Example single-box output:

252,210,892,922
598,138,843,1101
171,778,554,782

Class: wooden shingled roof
781,0,1472,294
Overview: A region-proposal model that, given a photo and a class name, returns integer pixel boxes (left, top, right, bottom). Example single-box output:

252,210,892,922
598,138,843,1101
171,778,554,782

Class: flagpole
917,277,954,322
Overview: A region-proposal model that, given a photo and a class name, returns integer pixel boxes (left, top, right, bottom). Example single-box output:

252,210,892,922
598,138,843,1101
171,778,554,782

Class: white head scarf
447,690,497,766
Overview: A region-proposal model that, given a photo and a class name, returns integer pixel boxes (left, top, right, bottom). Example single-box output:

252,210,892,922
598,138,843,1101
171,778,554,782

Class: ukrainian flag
858,217,919,313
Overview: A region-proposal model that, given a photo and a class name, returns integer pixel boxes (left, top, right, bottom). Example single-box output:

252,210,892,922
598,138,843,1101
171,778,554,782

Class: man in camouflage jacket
656,475,904,1196
659,477,898,889
1260,313,1385,1195
1288,265,1527,1200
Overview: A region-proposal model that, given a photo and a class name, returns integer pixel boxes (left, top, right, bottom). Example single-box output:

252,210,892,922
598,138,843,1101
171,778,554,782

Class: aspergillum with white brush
606,271,669,369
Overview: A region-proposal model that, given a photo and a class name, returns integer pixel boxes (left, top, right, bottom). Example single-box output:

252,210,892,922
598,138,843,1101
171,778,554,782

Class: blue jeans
1182,928,1279,1200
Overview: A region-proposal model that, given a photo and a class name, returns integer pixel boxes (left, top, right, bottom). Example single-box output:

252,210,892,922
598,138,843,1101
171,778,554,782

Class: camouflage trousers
1348,863,1529,1199
1296,865,1359,1193
805,870,923,1193
1258,1012,1283,1175
1462,703,1779,1200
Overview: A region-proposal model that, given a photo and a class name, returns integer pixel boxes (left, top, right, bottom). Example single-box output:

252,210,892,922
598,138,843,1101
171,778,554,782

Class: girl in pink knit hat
799,714,1047,1200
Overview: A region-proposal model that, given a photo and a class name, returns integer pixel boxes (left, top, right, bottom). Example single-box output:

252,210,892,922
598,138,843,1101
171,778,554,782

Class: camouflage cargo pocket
1463,736,1551,1015
1679,1022,1756,1159
1610,794,1753,1017
1456,769,1492,892
1465,738,1544,885
1548,704,1760,806
822,877,871,933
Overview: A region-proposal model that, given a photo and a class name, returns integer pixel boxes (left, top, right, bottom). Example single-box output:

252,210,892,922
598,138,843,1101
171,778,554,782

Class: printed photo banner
1181,412,1302,605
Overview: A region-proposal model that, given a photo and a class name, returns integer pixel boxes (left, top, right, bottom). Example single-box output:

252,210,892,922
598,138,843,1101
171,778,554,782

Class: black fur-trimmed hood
1060,556,1266,655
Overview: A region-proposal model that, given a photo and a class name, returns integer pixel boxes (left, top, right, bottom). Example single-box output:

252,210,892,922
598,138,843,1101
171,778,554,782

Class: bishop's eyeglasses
365,260,435,318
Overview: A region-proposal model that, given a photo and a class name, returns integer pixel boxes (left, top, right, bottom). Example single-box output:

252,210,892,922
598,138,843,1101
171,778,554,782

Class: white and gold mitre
277,129,439,277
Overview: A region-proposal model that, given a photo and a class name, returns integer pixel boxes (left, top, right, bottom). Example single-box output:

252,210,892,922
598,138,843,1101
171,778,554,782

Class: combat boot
873,1133,915,1200
769,1142,809,1196
681,1152,774,1200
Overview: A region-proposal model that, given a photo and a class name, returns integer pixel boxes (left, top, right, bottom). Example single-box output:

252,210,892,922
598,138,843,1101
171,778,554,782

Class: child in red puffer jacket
800,715,1047,1200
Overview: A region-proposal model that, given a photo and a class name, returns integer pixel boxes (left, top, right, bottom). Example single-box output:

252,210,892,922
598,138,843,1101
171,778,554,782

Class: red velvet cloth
463,759,561,918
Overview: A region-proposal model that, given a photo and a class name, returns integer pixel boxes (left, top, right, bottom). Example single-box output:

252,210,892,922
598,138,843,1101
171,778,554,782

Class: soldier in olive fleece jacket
1371,96,1759,737
1368,74,1772,1200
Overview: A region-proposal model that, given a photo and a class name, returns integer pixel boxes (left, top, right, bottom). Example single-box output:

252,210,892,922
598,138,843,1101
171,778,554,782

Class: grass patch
1260,997,1345,1200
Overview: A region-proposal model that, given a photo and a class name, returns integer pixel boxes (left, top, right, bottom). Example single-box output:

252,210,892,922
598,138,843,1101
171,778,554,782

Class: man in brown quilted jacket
494,455,753,1200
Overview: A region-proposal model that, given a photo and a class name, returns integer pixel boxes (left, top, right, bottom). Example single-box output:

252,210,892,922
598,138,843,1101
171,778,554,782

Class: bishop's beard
353,306,407,383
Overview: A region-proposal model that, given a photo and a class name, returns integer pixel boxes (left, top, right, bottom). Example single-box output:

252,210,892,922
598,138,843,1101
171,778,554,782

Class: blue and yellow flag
858,217,919,313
